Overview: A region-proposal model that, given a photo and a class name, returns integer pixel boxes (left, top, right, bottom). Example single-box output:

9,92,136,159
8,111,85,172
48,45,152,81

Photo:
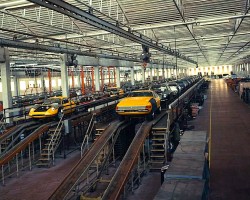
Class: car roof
49,96,67,99
132,90,154,93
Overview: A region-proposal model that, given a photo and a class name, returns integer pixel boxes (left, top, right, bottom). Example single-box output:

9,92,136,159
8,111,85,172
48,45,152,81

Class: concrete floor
190,79,250,200
2,79,250,200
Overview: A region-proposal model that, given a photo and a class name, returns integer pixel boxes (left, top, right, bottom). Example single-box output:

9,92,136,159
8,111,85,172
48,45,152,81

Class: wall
188,65,232,76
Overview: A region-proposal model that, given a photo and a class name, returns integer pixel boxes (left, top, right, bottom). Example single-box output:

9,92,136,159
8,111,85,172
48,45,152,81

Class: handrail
49,120,125,200
47,114,65,165
80,113,96,157
0,121,37,143
102,112,166,200
169,78,204,109
0,123,51,166
0,114,6,133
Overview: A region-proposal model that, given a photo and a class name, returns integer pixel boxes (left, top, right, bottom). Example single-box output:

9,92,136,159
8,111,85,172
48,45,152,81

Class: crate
154,179,208,200
164,154,208,180
180,131,207,142
175,140,207,155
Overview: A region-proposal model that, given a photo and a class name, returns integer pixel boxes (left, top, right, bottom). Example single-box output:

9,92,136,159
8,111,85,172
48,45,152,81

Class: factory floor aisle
192,79,250,200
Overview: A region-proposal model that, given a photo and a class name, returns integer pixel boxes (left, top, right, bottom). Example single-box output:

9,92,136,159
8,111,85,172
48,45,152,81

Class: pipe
80,66,85,95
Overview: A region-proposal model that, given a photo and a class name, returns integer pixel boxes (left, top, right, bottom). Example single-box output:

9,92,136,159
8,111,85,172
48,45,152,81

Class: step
152,133,166,136
151,149,165,152
36,163,50,167
152,138,165,141
39,158,50,161
42,148,54,151
150,160,165,164
45,142,57,145
152,127,167,131
152,143,164,146
149,167,162,171
40,153,52,156
150,155,165,158
48,133,61,136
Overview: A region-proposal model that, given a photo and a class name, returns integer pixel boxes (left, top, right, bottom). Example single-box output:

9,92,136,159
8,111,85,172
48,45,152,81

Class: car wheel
57,108,64,120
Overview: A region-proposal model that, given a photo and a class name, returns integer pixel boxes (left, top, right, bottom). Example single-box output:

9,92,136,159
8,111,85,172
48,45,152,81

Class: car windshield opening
44,98,61,104
129,92,153,97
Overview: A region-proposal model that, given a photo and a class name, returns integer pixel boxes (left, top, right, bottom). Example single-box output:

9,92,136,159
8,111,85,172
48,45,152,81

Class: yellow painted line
209,82,212,169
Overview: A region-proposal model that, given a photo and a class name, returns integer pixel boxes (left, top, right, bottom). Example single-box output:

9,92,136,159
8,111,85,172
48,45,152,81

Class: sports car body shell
28,96,76,119
116,90,160,116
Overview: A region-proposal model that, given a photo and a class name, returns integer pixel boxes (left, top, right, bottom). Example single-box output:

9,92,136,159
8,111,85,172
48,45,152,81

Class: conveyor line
49,120,126,200
102,112,166,200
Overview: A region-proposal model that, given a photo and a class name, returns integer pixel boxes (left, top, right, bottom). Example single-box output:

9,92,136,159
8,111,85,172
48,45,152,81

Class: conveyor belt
102,112,166,200
49,120,126,200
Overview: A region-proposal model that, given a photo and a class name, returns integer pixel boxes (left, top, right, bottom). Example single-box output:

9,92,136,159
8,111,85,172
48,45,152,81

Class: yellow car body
116,90,161,116
28,96,76,119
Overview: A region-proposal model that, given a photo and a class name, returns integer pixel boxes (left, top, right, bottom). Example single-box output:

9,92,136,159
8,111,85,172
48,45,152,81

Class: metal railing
47,114,65,166
80,113,96,157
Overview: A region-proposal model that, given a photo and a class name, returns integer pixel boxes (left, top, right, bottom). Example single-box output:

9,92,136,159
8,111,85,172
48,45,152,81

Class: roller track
49,120,126,200
102,112,166,200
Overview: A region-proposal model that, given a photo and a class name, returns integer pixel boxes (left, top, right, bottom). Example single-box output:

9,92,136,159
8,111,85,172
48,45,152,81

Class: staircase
0,138,10,155
149,128,167,171
95,128,104,139
37,119,64,167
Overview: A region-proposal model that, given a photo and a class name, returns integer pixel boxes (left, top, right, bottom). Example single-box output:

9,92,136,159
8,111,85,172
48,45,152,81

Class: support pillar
80,66,85,95
48,69,52,94
94,66,100,91
247,63,249,76
131,67,135,85
0,48,12,124
150,68,153,82
41,74,46,93
60,54,69,97
156,68,159,80
141,67,145,83
77,70,81,87
115,67,121,88
162,67,164,80
13,76,19,97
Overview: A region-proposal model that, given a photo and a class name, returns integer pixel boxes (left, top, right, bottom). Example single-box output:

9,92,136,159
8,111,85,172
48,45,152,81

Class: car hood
118,97,152,106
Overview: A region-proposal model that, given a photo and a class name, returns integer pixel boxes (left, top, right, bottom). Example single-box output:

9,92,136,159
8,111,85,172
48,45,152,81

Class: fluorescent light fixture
199,20,229,26
0,0,34,10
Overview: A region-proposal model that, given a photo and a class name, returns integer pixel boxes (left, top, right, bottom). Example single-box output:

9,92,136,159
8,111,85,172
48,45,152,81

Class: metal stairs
37,118,64,167
149,128,167,171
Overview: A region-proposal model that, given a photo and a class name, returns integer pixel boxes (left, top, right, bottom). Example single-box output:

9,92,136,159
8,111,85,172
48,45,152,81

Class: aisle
192,79,250,200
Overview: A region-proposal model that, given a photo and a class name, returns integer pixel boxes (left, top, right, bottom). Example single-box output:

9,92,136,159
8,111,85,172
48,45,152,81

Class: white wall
188,65,232,76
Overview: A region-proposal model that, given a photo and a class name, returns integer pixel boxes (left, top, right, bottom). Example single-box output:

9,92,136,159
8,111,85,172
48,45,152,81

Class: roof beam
0,38,175,67
216,0,250,65
115,0,130,25
173,0,210,66
27,0,197,65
